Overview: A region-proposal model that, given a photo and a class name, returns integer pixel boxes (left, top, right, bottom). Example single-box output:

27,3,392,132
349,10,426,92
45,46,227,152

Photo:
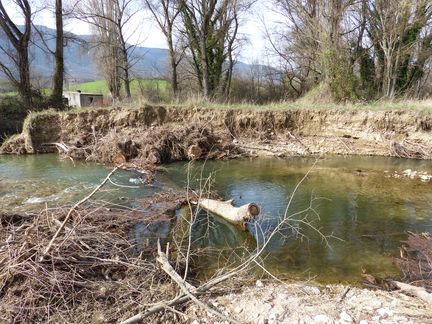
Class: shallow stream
1,154,431,283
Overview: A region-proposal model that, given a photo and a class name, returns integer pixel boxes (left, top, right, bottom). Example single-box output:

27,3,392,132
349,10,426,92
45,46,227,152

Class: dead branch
390,140,432,159
40,166,120,260
156,241,238,323
288,131,311,153
121,239,242,324
392,281,432,304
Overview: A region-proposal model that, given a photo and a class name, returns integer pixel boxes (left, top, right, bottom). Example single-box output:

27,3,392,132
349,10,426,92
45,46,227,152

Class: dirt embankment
1,105,432,162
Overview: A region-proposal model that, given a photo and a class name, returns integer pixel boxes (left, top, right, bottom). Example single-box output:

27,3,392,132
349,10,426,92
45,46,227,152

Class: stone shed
63,91,103,108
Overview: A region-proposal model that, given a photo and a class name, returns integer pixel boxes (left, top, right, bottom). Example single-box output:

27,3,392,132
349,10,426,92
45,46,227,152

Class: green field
0,79,168,98
65,79,168,97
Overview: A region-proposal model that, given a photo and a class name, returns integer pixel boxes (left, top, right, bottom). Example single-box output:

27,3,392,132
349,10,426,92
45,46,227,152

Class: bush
0,97,27,142
322,48,359,102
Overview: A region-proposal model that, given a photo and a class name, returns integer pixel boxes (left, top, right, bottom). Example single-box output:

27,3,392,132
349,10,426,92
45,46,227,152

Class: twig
338,287,351,302
121,241,240,324
288,131,311,153
39,166,120,261
157,241,238,323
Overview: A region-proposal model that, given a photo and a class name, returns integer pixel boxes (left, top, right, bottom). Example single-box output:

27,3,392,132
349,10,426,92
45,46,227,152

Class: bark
198,198,260,229
0,0,33,106
51,0,64,108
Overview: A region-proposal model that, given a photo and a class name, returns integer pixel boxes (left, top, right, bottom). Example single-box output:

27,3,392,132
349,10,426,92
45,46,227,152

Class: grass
65,79,168,97
1,78,432,112
0,79,168,98
171,97,432,113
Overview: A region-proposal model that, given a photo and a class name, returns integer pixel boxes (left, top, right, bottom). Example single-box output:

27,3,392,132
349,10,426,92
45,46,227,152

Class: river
1,154,431,283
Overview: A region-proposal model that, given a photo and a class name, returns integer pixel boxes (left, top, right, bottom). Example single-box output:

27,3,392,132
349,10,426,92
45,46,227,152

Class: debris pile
0,192,187,322
396,232,432,292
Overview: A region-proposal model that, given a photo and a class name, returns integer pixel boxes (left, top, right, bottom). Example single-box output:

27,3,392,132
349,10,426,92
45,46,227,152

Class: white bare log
198,198,260,228
393,281,432,304
49,142,70,153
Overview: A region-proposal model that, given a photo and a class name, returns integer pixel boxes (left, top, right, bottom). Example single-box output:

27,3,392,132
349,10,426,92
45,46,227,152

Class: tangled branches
0,205,178,322
390,140,432,159
395,233,432,292
56,123,240,167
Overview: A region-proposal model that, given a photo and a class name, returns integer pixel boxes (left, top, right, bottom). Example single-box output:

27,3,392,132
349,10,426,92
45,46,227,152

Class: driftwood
392,281,432,304
120,240,240,324
198,198,260,229
390,140,432,159
395,232,432,294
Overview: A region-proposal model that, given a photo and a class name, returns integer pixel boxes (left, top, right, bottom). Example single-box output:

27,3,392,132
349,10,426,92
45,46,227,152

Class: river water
1,154,431,283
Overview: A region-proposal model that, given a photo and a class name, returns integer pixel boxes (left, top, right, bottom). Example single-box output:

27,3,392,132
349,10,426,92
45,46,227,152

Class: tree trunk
123,66,131,99
120,36,131,98
198,198,260,230
200,39,210,99
168,41,178,97
18,45,32,107
51,0,64,108
0,0,33,107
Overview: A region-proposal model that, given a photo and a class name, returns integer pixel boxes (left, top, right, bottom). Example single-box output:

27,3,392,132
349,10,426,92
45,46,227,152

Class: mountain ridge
0,25,264,84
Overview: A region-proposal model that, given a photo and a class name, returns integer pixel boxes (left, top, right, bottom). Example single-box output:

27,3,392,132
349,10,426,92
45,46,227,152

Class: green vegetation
65,79,168,97
0,97,27,142
0,79,168,98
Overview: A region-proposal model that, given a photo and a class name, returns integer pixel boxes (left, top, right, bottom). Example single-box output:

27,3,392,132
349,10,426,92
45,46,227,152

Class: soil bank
1,105,432,162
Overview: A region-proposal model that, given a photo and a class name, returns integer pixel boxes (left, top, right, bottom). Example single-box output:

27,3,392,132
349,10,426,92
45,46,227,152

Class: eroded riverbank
1,105,432,162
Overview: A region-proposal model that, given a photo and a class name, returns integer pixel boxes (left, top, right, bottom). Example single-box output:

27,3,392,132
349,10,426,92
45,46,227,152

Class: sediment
2,105,432,162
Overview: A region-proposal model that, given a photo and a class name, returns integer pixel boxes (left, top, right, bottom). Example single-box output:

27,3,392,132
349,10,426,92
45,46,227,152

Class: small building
63,91,103,108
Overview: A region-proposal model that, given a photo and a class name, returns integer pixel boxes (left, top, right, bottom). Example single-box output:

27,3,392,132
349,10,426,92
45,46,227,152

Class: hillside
0,25,261,84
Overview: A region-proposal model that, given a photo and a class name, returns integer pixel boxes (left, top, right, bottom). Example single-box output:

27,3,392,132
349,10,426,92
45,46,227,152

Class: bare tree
269,0,432,101
268,0,358,101
144,0,183,97
51,0,64,107
178,0,254,99
367,0,432,98
0,0,33,106
77,0,140,100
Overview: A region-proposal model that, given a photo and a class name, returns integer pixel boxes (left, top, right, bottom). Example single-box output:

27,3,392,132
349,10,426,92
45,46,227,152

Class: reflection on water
163,156,432,283
0,154,160,211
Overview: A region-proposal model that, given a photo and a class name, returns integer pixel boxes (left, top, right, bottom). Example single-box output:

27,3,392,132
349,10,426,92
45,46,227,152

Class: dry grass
172,97,432,112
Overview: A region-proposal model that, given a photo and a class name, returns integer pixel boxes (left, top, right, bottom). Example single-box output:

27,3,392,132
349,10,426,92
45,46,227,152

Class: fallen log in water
198,198,260,230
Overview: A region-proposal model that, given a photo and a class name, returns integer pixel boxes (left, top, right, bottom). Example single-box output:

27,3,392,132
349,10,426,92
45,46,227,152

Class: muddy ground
1,105,432,323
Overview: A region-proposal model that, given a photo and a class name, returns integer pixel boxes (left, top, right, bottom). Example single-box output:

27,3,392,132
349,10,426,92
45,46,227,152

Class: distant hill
0,25,269,84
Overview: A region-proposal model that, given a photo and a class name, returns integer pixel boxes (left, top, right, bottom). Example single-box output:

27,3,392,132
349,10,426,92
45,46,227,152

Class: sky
6,0,282,65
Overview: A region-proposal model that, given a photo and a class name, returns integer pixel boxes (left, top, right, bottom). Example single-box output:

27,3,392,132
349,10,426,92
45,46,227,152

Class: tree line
0,0,431,108
270,0,432,101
